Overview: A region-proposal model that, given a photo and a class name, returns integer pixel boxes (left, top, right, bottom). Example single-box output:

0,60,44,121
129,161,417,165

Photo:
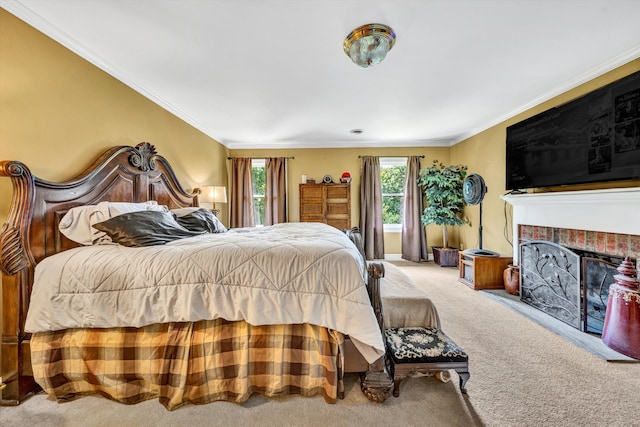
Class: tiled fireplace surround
518,225,639,261
501,187,640,264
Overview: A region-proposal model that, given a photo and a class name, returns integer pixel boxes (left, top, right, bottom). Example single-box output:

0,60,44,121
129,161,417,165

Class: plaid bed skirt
30,319,345,410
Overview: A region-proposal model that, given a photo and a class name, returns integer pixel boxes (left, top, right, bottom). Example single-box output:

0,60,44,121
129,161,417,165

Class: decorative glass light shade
343,23,396,68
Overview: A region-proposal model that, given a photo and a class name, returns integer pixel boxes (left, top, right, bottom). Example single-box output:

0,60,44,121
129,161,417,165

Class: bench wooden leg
456,369,470,394
392,376,402,397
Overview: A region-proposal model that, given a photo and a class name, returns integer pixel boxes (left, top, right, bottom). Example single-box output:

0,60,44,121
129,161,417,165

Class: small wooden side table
458,252,513,290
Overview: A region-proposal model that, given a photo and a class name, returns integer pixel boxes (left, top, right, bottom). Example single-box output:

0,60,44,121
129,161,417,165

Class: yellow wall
0,9,230,378
228,146,450,253
0,10,229,224
451,59,640,257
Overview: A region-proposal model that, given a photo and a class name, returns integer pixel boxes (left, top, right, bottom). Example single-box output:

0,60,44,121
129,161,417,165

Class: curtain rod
358,155,425,158
227,156,295,160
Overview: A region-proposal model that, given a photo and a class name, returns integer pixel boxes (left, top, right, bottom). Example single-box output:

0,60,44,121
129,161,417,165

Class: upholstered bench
384,326,470,397
343,229,441,330
379,261,441,329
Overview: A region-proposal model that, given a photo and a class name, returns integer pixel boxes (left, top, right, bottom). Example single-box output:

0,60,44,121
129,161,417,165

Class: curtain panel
264,157,288,225
359,156,385,260
401,156,428,262
230,157,255,228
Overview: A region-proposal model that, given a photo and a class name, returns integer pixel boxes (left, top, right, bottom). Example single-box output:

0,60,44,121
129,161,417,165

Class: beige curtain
402,156,428,262
230,157,255,228
264,157,287,225
359,156,384,260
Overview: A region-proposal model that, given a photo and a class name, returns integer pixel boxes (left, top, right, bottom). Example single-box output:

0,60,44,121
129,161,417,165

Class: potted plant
418,160,468,267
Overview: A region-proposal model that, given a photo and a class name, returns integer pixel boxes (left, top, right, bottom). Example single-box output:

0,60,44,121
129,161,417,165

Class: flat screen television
506,70,640,191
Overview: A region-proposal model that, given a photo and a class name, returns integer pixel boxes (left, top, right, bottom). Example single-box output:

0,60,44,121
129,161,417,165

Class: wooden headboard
0,143,197,404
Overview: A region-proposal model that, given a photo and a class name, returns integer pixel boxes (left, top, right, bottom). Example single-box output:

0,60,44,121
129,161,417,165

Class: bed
0,143,393,409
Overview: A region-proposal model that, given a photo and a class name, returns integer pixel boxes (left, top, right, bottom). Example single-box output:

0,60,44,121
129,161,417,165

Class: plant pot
503,264,520,295
432,247,459,267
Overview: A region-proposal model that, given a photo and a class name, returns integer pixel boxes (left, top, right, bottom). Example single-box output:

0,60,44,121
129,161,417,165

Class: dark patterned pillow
174,208,227,233
385,327,468,363
92,210,204,247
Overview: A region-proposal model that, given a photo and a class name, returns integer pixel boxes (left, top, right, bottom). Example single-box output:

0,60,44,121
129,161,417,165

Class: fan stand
478,200,484,250
463,201,499,257
463,174,499,257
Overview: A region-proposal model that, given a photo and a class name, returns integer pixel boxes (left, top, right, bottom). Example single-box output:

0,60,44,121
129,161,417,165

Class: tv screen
506,70,640,190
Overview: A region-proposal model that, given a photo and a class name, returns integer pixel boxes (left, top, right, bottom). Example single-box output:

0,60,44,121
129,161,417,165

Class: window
380,157,407,231
252,159,266,226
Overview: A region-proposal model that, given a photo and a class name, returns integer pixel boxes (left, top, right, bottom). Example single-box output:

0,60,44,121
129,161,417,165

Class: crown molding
224,138,454,150
1,0,215,142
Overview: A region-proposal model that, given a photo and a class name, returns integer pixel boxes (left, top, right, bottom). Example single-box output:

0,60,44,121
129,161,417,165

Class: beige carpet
1,261,638,427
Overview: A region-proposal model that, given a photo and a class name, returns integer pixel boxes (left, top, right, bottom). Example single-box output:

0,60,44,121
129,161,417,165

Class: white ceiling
3,0,640,149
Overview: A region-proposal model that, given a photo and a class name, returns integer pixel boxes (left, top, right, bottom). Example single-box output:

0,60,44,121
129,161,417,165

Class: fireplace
501,187,640,334
501,187,640,264
518,240,629,334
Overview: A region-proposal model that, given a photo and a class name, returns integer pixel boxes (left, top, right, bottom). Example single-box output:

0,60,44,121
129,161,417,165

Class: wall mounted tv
506,70,640,190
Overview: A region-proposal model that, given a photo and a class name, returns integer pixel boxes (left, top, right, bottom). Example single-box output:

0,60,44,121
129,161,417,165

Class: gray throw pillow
174,208,227,233
93,210,204,247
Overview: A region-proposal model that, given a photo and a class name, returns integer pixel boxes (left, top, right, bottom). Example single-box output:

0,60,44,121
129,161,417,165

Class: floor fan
462,173,499,257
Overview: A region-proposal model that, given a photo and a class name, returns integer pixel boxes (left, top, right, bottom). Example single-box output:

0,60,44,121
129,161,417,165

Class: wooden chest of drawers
299,183,350,230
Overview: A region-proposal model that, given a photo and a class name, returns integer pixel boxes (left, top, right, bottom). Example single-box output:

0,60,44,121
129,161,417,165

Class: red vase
601,257,640,359
503,264,520,295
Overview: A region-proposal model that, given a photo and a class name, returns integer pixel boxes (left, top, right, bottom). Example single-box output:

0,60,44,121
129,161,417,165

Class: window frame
251,159,266,226
379,157,407,232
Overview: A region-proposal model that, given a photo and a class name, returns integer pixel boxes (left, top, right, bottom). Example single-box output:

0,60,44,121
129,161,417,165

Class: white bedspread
26,222,384,363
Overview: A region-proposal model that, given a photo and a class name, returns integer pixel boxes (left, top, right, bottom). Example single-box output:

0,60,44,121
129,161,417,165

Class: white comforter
26,222,384,363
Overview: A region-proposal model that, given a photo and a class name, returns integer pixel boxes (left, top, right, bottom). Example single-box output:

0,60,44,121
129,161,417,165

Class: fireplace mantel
501,187,640,262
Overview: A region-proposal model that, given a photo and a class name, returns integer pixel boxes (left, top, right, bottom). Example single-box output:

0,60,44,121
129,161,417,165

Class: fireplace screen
520,241,581,329
582,258,618,335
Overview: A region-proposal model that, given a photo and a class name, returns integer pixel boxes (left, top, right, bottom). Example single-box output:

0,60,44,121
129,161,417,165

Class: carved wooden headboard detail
0,142,197,404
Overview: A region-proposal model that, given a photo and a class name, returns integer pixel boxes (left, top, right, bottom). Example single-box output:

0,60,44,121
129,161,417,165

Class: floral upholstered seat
384,327,470,396
385,327,468,364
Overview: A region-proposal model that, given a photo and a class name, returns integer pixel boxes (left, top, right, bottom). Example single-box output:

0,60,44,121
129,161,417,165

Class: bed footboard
342,228,393,403
359,262,393,403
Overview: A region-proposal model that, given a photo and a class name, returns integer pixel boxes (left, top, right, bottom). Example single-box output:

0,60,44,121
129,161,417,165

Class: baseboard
383,254,434,261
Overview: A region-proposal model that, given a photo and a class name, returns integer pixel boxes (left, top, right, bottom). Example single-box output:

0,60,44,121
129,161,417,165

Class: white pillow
58,201,167,245
58,205,98,246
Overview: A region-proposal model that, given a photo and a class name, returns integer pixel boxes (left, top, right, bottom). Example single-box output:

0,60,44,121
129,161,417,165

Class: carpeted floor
479,289,638,362
1,261,638,427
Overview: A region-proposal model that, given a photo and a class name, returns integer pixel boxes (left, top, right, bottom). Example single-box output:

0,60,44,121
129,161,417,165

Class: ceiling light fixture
343,23,396,68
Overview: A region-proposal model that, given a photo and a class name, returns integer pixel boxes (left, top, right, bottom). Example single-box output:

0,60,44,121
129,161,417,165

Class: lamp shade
200,185,227,203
